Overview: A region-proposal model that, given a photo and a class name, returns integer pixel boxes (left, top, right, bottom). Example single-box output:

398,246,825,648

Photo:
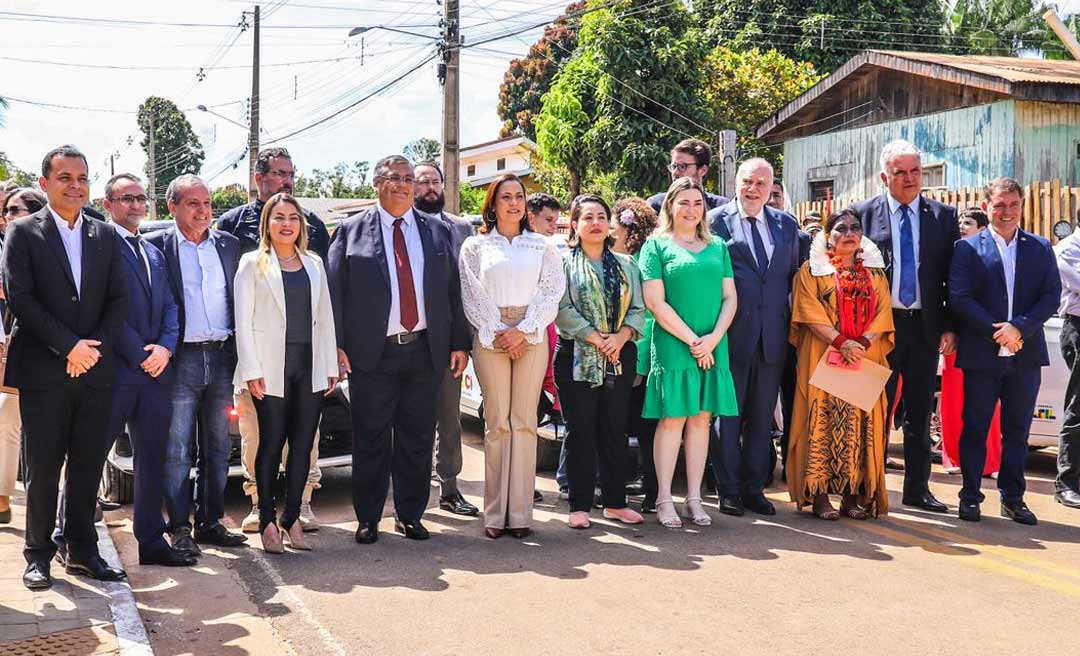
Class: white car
1031,316,1066,449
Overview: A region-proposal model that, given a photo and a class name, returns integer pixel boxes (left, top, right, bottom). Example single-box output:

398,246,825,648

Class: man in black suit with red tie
851,139,959,513
2,146,128,589
328,155,470,544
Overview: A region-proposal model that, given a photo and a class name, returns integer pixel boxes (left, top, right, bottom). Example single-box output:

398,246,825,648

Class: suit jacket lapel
265,249,288,320
917,199,934,287
211,230,235,302
80,219,100,301
417,213,434,302
369,210,391,291
763,208,784,277
980,230,1008,294
301,254,321,321
39,214,78,294
120,236,151,299
723,208,760,275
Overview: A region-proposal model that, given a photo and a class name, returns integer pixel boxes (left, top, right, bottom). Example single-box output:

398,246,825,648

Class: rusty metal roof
874,50,1080,85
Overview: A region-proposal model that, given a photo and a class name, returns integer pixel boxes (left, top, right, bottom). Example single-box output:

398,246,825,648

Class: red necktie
393,218,419,331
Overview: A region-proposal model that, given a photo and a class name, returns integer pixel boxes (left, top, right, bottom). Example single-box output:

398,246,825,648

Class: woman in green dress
639,177,739,529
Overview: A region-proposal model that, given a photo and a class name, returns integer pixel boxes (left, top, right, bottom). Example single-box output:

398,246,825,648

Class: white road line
97,522,154,656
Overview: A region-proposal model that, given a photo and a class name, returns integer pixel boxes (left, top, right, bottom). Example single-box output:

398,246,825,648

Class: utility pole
148,113,157,220
717,130,737,199
109,154,115,177
1044,8,1080,60
440,0,461,214
248,4,261,200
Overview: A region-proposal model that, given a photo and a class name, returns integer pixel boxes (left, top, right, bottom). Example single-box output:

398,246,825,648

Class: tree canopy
137,96,204,217
294,161,375,199
403,138,441,164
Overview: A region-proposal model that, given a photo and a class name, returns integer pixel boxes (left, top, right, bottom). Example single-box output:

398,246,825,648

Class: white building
459,136,537,190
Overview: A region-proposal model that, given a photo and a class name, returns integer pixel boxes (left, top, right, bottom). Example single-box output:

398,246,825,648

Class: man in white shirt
1054,221,1080,508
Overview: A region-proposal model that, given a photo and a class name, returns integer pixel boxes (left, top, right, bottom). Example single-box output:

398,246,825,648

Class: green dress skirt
637,235,738,419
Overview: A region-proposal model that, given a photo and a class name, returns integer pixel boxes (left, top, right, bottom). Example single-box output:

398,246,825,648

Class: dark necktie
746,216,769,274
898,205,917,307
393,218,419,331
126,235,150,291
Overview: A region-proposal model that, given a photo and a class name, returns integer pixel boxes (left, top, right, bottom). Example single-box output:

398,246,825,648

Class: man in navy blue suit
103,174,195,567
949,177,1060,525
706,158,800,516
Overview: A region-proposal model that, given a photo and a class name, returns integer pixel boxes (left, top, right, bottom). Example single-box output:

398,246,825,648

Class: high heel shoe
682,497,712,526
656,499,682,529
283,521,311,551
261,523,285,554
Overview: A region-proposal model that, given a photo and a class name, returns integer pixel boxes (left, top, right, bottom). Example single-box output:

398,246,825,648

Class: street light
348,25,441,40
196,104,249,131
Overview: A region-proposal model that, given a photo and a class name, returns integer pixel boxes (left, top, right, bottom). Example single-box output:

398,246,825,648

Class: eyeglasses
377,175,415,186
831,223,863,235
2,205,29,217
116,194,148,205
668,162,698,173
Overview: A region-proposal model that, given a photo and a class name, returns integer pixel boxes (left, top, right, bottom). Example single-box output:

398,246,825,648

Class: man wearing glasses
327,155,469,544
218,147,331,533
647,138,728,215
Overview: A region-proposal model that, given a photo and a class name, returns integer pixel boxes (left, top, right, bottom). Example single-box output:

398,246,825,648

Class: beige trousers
472,330,549,530
236,388,322,504
0,392,20,497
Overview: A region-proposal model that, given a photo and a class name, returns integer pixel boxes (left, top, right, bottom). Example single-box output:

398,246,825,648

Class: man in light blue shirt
146,175,246,555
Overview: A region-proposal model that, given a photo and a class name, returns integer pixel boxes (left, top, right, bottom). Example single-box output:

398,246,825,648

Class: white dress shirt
112,223,153,285
48,206,83,296
377,203,427,336
735,200,774,263
886,193,922,309
1055,227,1080,318
989,224,1018,357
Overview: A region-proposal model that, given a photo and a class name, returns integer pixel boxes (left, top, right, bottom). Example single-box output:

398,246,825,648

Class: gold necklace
277,252,299,263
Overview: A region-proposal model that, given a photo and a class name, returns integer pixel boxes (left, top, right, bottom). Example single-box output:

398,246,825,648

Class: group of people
0,133,1073,593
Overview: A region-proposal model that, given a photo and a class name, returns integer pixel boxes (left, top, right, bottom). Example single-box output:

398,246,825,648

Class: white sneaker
241,504,260,533
558,487,569,501
298,501,319,532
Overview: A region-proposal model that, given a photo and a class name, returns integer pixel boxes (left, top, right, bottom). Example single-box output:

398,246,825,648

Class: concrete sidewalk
0,490,151,655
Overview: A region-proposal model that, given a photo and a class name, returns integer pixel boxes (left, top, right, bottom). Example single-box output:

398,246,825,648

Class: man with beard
218,147,332,533
414,161,478,516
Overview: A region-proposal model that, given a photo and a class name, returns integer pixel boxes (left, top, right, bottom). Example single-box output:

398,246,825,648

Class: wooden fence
793,180,1080,243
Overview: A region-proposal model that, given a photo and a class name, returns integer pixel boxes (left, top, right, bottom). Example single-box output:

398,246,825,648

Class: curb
96,522,154,656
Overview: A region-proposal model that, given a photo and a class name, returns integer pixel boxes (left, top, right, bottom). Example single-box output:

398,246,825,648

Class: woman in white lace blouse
459,173,565,539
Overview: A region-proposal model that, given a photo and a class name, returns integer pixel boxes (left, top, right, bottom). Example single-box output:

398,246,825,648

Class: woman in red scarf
788,210,894,520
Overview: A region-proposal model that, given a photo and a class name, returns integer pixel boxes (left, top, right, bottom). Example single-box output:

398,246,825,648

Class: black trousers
253,344,323,532
1058,315,1080,494
714,347,783,498
554,339,635,513
627,383,658,502
348,336,438,525
21,380,113,565
885,311,939,499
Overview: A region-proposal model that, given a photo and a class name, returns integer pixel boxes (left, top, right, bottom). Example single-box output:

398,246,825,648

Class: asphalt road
108,421,1080,656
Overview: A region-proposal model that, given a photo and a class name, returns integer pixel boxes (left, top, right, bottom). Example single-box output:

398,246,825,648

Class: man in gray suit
706,159,800,516
413,161,478,516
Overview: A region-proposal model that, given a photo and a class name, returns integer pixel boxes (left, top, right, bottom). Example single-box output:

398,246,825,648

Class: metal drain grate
3,624,118,655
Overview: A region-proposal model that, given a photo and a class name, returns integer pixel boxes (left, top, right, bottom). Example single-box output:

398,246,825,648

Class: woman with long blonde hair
233,193,339,553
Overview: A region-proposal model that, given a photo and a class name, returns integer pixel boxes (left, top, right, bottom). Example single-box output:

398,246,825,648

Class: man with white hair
852,139,959,513
706,158,800,516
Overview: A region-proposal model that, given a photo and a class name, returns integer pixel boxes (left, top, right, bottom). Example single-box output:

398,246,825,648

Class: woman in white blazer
234,193,338,553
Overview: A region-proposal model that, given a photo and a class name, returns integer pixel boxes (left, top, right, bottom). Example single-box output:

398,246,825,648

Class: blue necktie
746,216,769,274
898,204,917,307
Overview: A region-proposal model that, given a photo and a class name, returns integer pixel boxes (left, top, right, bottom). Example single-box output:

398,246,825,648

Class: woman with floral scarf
555,195,646,529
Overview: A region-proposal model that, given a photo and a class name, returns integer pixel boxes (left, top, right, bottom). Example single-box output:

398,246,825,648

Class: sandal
682,497,712,526
840,497,868,521
568,511,591,529
656,499,682,529
602,507,644,525
812,495,840,521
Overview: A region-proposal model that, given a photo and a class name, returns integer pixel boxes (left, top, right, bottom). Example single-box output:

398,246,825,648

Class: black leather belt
386,330,426,345
184,339,229,350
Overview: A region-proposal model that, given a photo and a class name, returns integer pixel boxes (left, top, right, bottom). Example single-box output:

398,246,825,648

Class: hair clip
619,209,636,226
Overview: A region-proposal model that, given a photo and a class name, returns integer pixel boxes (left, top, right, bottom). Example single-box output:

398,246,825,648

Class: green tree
0,152,35,186
497,2,585,140
458,185,486,215
211,183,249,215
944,0,1060,56
293,161,374,198
699,0,946,73
137,96,204,217
536,0,712,196
402,138,441,164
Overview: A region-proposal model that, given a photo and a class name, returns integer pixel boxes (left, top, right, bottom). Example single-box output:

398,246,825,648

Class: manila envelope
808,347,892,412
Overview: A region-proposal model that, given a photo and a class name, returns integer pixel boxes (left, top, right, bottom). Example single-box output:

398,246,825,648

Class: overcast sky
2,0,1078,197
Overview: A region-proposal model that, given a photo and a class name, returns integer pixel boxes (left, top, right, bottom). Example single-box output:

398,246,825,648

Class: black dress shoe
23,562,51,590
97,498,122,512
439,492,479,516
902,493,949,513
640,497,657,514
194,523,248,548
54,544,68,568
395,519,430,540
625,477,645,496
139,547,198,567
718,495,745,517
1055,489,1080,508
958,500,981,522
355,522,379,544
744,494,776,516
66,555,127,582
1001,500,1038,526
533,490,543,503
885,458,905,472
169,528,202,557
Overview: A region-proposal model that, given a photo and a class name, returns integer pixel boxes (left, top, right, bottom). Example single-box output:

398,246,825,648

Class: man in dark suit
706,158,800,516
328,155,470,543
2,145,128,589
413,160,478,517
147,175,246,556
102,174,194,567
218,146,331,533
949,177,1059,525
647,138,727,214
852,139,959,513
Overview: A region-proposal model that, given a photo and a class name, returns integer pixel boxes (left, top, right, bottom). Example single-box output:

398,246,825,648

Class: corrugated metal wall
782,101,1031,205
1015,101,1080,186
